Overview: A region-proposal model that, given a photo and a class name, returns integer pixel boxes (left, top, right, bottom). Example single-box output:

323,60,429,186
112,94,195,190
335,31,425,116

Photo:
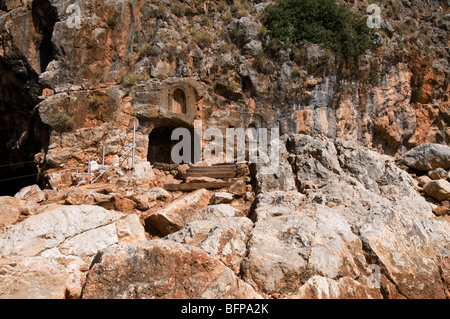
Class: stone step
164,181,234,191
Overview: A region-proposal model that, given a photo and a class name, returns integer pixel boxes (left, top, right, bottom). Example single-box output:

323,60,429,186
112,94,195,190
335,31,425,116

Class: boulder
131,162,155,185
424,179,450,201
81,240,261,299
167,217,254,274
0,196,24,229
228,180,246,197
190,204,241,221
146,189,211,236
209,192,234,204
147,187,172,201
417,175,432,187
240,208,365,296
112,195,137,213
403,143,450,171
0,205,146,261
428,167,448,180
0,256,69,299
131,194,156,211
14,185,46,203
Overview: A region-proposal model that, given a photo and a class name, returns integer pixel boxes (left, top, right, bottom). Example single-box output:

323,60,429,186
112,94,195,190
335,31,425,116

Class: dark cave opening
0,59,50,196
147,125,197,165
0,0,58,195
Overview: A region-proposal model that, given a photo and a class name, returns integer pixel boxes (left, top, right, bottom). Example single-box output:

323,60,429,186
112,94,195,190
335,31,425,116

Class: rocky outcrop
81,240,261,299
0,204,146,299
0,205,146,260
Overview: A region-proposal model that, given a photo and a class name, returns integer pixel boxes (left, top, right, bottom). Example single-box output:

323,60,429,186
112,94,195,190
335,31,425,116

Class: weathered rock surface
146,189,211,236
209,192,234,205
0,255,69,299
0,196,24,229
0,205,146,262
403,143,450,171
190,204,242,221
14,185,46,203
167,217,253,274
424,179,450,201
242,134,450,299
81,240,261,299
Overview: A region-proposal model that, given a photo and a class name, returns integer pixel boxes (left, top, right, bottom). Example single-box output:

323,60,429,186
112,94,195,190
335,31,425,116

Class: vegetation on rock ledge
263,0,377,66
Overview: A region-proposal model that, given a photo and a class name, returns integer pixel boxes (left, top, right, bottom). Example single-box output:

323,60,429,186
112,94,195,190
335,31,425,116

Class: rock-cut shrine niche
171,88,187,114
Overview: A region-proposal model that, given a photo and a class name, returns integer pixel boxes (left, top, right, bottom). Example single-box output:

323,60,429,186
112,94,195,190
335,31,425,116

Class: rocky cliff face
0,0,448,194
0,0,449,300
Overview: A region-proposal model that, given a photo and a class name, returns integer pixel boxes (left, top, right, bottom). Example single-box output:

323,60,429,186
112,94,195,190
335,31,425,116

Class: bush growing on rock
263,0,376,66
52,113,74,132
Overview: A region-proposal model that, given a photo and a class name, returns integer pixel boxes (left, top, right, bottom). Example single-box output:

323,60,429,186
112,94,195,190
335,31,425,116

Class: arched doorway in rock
171,88,187,114
147,124,198,164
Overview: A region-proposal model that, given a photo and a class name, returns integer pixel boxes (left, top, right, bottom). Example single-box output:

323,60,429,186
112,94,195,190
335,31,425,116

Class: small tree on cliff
263,0,376,67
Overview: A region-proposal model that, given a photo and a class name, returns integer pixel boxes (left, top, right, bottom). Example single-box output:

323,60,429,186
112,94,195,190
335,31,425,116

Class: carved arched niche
171,88,187,114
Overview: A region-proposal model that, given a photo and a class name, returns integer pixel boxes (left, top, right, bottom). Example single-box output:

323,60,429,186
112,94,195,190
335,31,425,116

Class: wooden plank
164,181,234,191
186,167,237,172
181,172,236,178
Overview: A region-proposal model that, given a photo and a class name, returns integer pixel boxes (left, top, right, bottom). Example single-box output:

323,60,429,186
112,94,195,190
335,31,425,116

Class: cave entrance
147,125,197,164
171,89,187,114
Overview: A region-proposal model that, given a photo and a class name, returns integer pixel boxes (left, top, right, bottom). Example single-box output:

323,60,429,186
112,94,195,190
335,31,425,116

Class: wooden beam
181,172,236,178
164,181,234,191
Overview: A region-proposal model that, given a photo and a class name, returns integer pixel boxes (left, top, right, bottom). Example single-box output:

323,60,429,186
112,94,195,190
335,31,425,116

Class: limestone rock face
242,134,450,299
167,217,254,274
81,240,261,299
0,205,146,261
0,204,146,299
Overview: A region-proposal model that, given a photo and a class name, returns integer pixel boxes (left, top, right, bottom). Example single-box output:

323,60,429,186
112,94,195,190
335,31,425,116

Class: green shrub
138,43,154,59
192,30,213,49
170,3,185,17
52,113,74,132
263,0,376,66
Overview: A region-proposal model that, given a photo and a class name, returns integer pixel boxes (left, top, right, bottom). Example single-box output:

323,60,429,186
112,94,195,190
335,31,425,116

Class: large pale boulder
146,189,212,236
14,185,46,203
0,256,69,299
0,205,146,262
190,204,241,221
167,217,254,274
240,208,365,296
81,240,261,299
403,143,450,171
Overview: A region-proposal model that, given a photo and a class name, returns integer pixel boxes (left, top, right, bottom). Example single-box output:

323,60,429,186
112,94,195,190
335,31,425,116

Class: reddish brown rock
81,240,261,299
0,196,24,229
